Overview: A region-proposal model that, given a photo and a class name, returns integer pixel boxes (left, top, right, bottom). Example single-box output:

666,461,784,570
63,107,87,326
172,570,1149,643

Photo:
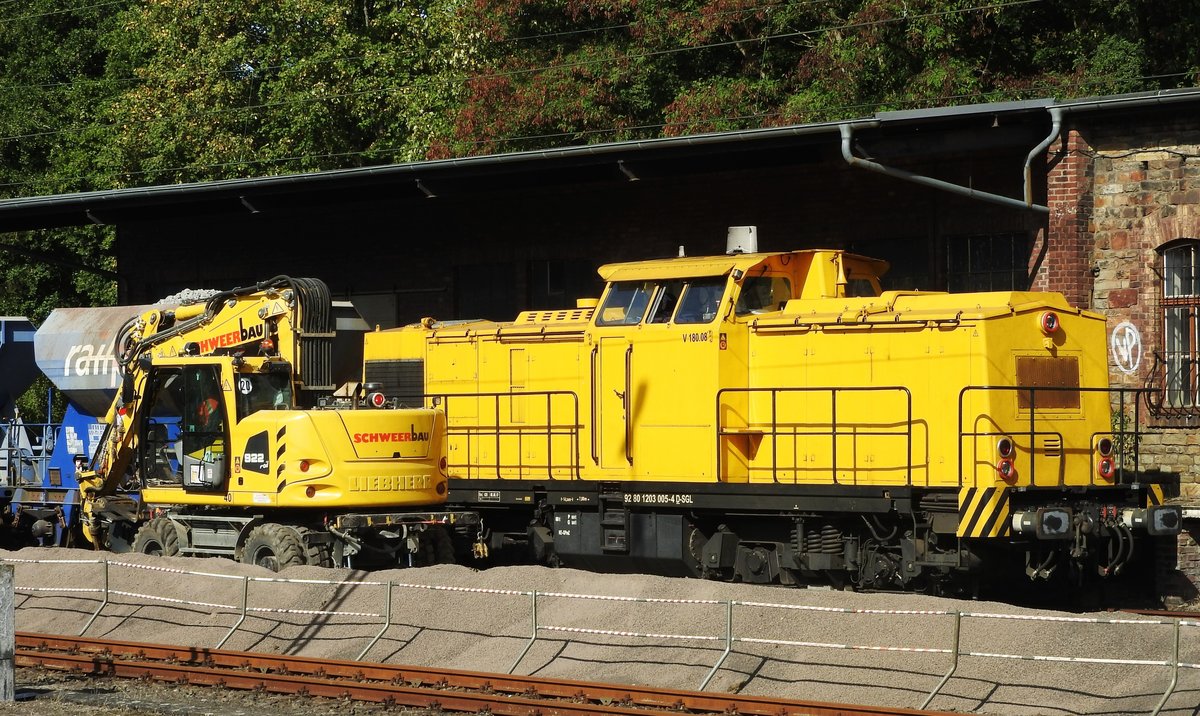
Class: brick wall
1034,129,1095,308
1078,113,1200,605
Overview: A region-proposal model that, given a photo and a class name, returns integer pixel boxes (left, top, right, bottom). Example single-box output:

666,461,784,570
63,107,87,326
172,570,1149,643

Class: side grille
364,359,426,408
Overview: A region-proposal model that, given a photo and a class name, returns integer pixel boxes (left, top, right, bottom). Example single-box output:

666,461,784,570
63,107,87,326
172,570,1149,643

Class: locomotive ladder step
598,483,629,554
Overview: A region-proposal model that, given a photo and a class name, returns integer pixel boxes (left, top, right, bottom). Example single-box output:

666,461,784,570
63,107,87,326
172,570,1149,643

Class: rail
715,386,914,485
957,385,1153,487
15,632,950,716
425,391,582,479
6,555,1196,714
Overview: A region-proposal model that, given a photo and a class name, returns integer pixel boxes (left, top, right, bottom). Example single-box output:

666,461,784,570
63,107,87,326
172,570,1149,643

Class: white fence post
0,564,13,702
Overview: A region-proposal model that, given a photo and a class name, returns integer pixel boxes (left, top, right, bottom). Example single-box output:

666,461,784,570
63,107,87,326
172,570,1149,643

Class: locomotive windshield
596,277,728,326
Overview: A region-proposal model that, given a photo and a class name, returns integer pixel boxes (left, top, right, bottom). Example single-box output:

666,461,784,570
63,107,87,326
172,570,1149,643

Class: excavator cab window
235,373,293,421
180,365,227,491
141,368,184,486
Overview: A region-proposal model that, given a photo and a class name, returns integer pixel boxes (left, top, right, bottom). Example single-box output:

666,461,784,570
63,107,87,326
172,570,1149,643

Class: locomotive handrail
956,385,1154,488
424,390,582,480
715,386,913,486
624,345,633,465
589,347,598,466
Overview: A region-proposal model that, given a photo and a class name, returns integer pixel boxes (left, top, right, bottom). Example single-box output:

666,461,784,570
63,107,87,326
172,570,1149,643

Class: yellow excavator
76,276,481,571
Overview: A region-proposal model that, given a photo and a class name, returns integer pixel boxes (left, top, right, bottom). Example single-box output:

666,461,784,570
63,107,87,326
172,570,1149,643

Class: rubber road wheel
241,523,308,572
130,518,180,557
420,525,456,566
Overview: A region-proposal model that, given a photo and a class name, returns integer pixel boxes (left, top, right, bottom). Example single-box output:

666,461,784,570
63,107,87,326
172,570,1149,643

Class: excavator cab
139,361,228,492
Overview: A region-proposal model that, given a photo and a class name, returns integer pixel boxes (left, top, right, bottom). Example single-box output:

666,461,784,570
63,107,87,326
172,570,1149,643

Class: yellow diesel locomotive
363,238,1181,594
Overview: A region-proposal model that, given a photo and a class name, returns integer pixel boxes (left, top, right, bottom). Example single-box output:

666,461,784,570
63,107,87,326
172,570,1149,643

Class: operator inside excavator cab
181,365,227,490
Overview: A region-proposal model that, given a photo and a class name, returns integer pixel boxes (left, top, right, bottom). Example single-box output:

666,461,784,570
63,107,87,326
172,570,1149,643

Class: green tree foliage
103,0,471,184
438,0,1200,155
0,0,123,317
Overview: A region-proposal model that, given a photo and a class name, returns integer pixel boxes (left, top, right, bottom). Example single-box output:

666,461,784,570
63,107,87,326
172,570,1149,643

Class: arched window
1159,240,1200,412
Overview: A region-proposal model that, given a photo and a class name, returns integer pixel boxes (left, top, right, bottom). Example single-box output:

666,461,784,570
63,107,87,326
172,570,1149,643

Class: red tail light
299,460,311,473
997,437,1015,459
368,392,387,408
1097,437,1114,457
305,485,316,498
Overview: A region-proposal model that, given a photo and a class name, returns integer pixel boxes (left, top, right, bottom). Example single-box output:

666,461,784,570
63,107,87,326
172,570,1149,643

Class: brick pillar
1031,129,1094,307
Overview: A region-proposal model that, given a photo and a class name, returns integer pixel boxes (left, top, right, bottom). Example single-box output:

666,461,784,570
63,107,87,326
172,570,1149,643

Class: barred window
946,232,1031,292
1160,241,1200,411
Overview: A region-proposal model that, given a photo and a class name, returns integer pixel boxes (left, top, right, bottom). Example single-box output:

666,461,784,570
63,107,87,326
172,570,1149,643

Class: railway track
14,631,961,716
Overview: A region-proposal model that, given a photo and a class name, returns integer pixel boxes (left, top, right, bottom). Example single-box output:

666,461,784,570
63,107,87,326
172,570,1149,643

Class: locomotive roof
596,249,887,282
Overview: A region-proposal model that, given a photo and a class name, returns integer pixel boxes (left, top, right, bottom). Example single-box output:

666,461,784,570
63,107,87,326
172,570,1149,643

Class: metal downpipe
1024,107,1064,207
839,123,1051,214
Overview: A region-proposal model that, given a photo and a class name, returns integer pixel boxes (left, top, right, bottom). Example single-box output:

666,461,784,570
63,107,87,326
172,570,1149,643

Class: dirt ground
3,546,1198,716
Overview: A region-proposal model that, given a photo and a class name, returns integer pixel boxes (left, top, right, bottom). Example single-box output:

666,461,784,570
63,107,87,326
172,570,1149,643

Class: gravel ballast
4,546,1197,716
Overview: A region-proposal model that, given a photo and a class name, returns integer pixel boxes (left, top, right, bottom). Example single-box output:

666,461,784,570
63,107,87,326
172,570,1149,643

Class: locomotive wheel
241,523,308,572
130,518,180,557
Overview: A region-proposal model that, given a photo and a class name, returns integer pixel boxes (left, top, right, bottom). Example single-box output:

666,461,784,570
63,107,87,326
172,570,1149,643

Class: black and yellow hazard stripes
958,486,1011,538
1147,483,1165,506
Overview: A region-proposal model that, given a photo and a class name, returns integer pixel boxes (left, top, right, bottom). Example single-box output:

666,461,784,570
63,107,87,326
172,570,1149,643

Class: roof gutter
840,122,1051,214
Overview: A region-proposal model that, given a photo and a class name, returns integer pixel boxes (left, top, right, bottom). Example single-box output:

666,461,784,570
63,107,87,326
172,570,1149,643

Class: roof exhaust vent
726,226,758,255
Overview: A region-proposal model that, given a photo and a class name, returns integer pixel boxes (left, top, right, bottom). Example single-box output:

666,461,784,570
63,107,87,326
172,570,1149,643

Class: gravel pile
4,546,1197,716
152,288,221,307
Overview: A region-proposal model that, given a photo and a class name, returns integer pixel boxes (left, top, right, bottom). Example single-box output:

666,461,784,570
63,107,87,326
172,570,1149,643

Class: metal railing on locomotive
426,391,583,479
715,386,915,484
957,385,1156,487
418,385,1150,489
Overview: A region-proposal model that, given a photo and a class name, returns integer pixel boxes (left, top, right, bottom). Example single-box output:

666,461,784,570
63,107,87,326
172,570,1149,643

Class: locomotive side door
595,336,632,470
589,274,729,479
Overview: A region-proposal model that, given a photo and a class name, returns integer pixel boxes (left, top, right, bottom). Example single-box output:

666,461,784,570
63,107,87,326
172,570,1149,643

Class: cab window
235,372,293,421
647,280,684,324
596,281,655,326
674,277,726,324
736,275,792,315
